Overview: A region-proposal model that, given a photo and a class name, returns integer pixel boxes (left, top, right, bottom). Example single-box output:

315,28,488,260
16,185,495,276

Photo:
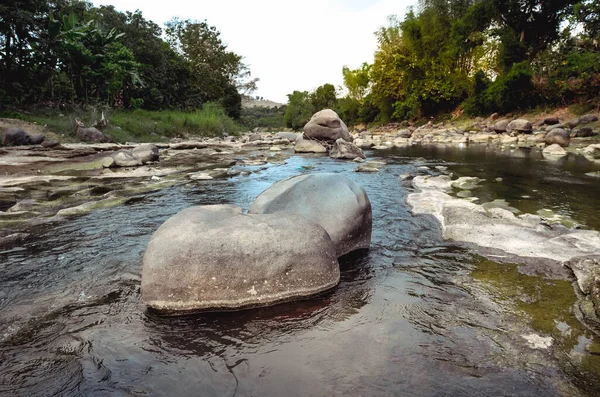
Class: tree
342,62,371,102
284,91,313,130
311,83,337,110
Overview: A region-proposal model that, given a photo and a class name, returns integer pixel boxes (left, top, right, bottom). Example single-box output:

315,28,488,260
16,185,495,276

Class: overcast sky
92,0,415,103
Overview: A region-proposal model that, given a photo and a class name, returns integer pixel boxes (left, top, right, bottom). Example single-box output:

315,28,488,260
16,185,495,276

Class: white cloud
91,0,415,103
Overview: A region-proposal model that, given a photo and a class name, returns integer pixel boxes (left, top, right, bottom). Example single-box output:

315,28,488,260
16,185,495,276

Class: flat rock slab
0,175,76,187
407,175,600,263
92,167,181,179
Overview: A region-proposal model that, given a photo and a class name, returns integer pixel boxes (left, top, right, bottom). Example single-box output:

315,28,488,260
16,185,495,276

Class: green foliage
342,63,371,101
334,97,361,125
311,83,337,110
284,91,313,130
240,106,286,130
0,1,251,115
463,70,491,115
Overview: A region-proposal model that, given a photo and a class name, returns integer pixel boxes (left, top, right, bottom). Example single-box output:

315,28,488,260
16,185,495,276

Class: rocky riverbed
2,121,600,395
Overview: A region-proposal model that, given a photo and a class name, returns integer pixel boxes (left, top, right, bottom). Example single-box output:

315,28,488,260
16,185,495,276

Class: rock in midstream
303,109,352,142
141,204,340,313
249,173,372,257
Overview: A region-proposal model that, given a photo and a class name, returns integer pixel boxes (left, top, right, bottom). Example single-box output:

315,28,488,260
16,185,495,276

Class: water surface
1,145,600,396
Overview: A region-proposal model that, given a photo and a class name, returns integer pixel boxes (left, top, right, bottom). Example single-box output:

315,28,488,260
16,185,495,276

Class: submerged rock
249,173,372,257
451,176,482,190
141,205,340,313
565,256,600,328
542,143,568,159
303,109,352,142
355,165,379,173
583,144,600,159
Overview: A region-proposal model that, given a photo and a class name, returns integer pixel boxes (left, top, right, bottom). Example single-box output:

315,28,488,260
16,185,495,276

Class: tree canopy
0,0,256,117
286,0,600,125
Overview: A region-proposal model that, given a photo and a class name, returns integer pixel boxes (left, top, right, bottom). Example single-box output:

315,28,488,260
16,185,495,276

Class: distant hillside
242,97,284,109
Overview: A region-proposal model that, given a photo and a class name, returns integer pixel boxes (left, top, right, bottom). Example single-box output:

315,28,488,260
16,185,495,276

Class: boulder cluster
141,173,372,314
295,109,366,160
349,113,599,151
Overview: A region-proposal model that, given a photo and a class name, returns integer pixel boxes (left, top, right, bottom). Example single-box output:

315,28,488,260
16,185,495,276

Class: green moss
471,257,600,382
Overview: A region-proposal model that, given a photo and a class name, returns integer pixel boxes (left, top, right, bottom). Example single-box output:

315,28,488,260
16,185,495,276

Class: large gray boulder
249,173,372,257
2,128,31,146
132,144,159,164
545,128,570,147
141,204,340,313
493,119,510,133
329,138,366,160
303,109,352,142
294,138,327,153
506,119,533,134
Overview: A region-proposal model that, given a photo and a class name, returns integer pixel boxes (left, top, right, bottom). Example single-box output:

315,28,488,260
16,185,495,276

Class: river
1,145,600,396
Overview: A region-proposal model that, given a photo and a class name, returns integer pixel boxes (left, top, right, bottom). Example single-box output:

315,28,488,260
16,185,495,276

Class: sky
91,0,415,103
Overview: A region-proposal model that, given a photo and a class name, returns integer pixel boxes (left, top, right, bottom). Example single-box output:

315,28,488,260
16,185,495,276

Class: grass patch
1,102,245,143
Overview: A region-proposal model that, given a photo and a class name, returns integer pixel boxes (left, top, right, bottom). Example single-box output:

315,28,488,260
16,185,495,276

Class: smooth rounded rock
506,119,533,134
28,133,45,145
493,120,510,133
542,144,568,158
545,128,570,147
141,205,340,313
303,109,352,142
249,173,372,257
2,128,30,146
132,144,159,164
112,150,143,167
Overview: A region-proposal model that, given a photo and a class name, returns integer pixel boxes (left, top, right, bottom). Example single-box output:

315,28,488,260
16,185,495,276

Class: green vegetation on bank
284,0,600,129
5,102,244,142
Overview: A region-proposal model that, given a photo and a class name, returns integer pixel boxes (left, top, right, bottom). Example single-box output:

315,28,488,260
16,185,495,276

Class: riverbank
1,104,246,144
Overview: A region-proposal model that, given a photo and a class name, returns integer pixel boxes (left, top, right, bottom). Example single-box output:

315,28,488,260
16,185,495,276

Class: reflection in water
1,146,600,396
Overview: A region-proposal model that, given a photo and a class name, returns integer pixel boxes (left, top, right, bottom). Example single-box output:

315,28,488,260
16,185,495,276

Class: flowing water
1,145,600,396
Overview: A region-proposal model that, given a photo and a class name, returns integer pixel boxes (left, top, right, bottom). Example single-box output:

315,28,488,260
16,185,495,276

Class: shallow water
1,145,600,396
